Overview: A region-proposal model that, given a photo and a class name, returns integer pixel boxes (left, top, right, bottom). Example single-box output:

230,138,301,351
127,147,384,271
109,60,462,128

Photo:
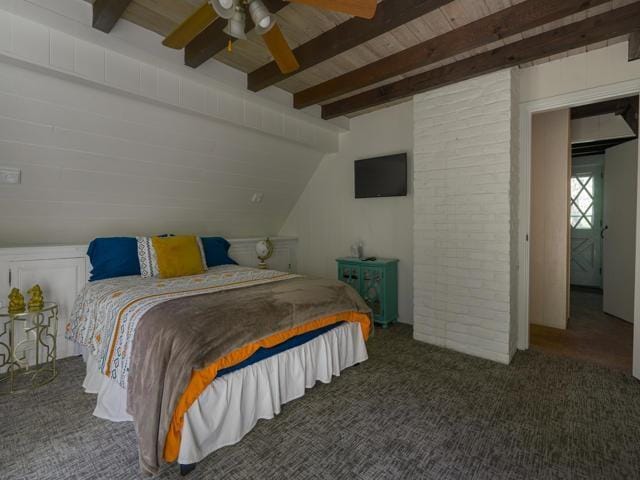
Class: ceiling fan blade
287,0,377,19
163,2,219,49
262,25,300,75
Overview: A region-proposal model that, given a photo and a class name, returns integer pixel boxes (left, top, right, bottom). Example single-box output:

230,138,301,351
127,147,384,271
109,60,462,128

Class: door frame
518,79,640,378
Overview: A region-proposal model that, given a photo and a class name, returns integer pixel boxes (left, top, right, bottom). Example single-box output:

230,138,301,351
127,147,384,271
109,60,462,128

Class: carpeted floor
2,324,640,480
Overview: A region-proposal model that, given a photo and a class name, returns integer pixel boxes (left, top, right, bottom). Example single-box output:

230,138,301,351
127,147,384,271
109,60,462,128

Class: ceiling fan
163,0,378,75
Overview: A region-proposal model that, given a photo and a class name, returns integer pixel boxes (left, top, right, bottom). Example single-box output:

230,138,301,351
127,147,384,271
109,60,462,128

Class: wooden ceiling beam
573,152,607,158
572,95,639,136
295,0,610,109
571,96,639,119
92,0,133,33
185,0,288,69
630,31,640,62
621,103,638,136
572,137,638,157
246,0,454,92
322,2,640,120
573,140,630,151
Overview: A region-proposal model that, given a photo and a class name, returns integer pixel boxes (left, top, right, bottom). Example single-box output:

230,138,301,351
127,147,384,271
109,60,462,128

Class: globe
256,238,274,269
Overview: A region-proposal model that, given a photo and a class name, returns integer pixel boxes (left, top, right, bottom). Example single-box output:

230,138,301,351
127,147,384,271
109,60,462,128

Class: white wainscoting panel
0,245,87,362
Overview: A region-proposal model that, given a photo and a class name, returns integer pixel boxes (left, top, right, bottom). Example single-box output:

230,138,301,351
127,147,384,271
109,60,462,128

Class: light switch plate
0,167,21,184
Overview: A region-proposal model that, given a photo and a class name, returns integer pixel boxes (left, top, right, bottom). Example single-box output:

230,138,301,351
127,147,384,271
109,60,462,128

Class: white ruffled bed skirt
82,322,368,464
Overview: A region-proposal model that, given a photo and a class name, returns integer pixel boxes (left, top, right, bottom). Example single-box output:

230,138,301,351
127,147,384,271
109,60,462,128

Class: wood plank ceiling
89,0,640,118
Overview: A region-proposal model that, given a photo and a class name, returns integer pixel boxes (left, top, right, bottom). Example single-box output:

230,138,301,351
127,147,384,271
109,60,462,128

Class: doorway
527,95,639,373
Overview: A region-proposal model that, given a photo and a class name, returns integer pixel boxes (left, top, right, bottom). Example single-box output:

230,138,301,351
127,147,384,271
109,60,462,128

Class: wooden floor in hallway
530,288,633,373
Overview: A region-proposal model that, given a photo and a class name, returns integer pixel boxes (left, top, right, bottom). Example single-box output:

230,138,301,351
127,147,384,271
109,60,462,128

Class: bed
67,264,371,476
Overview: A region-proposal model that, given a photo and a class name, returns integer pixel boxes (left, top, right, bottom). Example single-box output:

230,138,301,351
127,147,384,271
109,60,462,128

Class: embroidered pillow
151,235,206,279
137,236,160,278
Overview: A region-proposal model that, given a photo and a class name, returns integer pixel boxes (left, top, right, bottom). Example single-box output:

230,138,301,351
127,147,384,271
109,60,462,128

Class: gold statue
8,288,26,314
27,284,45,311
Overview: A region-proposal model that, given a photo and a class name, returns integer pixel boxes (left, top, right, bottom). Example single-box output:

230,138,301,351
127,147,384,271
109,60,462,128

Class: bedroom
0,0,639,478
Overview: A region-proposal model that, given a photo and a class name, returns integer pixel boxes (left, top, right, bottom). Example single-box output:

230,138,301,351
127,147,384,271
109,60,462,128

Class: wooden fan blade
163,2,218,49
288,0,377,19
262,25,300,75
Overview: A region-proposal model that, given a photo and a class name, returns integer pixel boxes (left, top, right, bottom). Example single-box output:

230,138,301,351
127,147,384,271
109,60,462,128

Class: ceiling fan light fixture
210,0,236,19
251,0,275,35
249,0,271,27
223,7,247,40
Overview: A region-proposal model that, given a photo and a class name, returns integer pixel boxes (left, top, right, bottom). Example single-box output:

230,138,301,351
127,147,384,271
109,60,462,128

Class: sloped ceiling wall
0,61,325,245
0,7,338,246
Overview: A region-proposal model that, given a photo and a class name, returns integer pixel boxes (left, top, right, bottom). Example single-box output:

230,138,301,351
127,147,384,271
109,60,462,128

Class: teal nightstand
336,257,398,328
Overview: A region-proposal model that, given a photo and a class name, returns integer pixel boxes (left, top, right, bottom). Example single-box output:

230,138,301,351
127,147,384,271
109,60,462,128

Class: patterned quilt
67,265,298,388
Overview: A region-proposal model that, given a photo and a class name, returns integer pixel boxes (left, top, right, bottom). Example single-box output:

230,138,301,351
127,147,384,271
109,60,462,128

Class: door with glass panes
570,159,603,287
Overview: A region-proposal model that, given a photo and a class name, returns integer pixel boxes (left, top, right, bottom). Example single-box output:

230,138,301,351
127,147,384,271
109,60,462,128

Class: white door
530,109,571,329
603,140,638,323
570,159,603,287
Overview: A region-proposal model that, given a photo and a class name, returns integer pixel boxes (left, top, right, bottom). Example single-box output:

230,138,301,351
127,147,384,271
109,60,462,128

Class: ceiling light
211,0,235,19
248,0,271,28
250,0,275,35
223,7,247,40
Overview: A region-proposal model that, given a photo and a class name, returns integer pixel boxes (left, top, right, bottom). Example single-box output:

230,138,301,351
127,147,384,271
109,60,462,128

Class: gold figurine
27,284,45,311
8,288,26,314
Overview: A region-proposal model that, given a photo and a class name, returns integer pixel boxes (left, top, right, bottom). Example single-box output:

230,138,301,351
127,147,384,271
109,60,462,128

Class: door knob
601,225,609,239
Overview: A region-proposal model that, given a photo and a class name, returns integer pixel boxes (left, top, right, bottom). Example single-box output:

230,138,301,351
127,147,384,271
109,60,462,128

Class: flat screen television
354,153,407,198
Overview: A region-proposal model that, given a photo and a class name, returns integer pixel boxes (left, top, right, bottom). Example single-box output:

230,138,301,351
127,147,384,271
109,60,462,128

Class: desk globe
256,238,274,269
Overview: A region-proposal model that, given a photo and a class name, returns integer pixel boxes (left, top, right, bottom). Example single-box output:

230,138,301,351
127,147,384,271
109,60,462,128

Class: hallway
530,288,633,373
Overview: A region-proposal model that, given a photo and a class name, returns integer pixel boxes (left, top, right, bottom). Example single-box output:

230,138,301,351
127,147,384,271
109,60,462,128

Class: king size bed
67,263,371,476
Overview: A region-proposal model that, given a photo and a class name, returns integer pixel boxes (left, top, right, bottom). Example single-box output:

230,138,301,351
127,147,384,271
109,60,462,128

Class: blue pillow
87,237,140,281
201,237,237,267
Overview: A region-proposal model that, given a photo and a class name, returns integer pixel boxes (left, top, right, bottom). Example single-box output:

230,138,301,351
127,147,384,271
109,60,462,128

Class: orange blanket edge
163,311,371,463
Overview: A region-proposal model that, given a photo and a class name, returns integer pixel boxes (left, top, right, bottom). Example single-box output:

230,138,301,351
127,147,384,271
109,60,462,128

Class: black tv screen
355,153,407,198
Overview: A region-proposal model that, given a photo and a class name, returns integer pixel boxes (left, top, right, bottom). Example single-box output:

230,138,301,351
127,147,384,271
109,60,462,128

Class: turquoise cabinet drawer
336,257,398,328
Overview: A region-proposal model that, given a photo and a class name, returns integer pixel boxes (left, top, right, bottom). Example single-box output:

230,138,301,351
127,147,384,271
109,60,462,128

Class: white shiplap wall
280,102,414,324
0,7,339,247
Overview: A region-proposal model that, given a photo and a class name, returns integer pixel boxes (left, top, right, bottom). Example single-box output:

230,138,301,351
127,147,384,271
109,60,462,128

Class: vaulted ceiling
89,0,640,119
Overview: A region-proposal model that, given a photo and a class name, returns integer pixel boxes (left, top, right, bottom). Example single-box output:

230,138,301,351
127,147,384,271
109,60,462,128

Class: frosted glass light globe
259,16,271,28
219,0,233,9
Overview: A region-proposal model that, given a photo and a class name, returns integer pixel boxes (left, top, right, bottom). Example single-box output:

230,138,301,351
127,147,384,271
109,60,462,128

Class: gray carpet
2,324,640,480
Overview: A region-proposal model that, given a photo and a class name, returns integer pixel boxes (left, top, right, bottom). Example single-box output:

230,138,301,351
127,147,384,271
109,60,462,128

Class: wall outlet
0,167,21,185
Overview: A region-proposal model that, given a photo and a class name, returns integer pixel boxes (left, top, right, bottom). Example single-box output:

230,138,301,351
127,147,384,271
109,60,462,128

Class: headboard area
0,236,297,359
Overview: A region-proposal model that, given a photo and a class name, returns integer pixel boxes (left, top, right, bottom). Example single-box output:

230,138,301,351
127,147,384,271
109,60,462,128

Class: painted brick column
412,69,519,364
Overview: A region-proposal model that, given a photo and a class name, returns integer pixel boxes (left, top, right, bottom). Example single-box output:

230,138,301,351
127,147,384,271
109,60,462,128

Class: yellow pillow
151,235,205,279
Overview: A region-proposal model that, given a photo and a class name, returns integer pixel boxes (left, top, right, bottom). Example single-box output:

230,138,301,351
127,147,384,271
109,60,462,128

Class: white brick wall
412,69,519,364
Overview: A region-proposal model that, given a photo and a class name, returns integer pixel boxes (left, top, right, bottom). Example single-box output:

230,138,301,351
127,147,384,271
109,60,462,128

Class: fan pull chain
227,39,233,53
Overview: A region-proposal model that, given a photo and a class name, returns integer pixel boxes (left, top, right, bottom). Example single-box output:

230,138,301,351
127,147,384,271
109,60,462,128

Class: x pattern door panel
570,164,602,287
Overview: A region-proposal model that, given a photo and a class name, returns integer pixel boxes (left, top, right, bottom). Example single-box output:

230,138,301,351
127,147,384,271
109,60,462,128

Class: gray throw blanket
126,276,370,475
